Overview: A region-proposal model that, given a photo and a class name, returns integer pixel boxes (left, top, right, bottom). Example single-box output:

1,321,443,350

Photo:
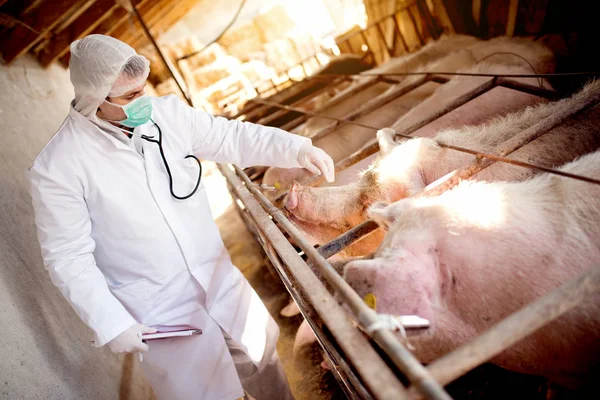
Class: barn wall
0,55,154,400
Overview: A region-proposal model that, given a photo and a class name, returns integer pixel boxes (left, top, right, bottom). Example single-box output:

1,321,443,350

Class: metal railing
225,0,438,119
216,3,600,399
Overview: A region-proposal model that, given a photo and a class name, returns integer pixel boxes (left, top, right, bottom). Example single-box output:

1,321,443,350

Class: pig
262,34,484,196
344,150,600,390
263,36,555,198
278,36,558,319
285,80,600,257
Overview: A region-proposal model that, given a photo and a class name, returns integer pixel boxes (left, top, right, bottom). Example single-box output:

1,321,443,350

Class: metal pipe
218,164,410,400
256,77,349,126
391,77,497,134
232,165,452,400
317,220,380,259
269,76,599,201
416,267,600,390
497,77,562,100
129,1,193,106
288,71,600,80
307,75,431,142
260,240,372,400
281,78,496,191
416,87,600,198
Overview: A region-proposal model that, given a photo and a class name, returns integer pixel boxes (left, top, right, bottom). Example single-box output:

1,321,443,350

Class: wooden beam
110,0,170,44
58,6,130,68
129,0,199,49
117,0,182,47
0,0,90,64
56,0,157,68
37,0,120,67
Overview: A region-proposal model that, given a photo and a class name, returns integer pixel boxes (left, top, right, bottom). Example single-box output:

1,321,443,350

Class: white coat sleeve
27,161,137,347
177,97,311,168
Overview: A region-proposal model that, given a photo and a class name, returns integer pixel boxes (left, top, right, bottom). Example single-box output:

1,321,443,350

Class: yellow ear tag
363,293,376,310
274,181,281,190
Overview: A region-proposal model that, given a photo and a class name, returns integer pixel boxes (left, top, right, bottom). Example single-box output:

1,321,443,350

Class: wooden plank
57,0,155,68
52,0,97,33
132,0,198,48
37,0,119,67
0,0,89,64
112,0,175,45
128,0,199,49
58,6,130,68
107,0,160,42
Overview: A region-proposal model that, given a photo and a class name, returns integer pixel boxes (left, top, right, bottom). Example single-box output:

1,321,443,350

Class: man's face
97,83,146,123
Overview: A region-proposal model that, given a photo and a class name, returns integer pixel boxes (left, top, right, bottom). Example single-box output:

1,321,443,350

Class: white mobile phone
141,328,202,340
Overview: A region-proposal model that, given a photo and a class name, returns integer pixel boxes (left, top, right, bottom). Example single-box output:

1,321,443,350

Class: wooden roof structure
0,0,201,68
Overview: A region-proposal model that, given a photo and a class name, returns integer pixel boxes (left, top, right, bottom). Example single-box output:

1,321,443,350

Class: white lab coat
28,95,309,399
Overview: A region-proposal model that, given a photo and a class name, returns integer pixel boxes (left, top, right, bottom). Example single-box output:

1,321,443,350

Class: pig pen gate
213,4,600,400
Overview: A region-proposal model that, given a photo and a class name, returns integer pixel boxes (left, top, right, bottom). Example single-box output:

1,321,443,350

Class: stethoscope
124,121,202,200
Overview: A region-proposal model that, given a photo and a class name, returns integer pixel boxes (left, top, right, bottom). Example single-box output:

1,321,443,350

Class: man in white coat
28,35,335,400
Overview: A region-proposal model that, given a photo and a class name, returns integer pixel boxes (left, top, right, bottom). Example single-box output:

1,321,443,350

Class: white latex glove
107,323,156,362
297,142,335,182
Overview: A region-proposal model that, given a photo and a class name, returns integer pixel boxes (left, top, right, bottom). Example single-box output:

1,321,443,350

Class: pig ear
285,181,301,210
368,201,395,230
376,128,397,156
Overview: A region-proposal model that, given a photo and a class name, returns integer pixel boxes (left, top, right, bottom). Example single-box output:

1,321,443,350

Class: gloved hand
107,323,156,361
297,142,335,182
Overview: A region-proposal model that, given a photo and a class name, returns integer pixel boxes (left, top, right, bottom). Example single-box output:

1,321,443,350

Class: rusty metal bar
255,77,349,126
263,244,372,400
228,100,262,120
272,76,384,132
292,71,600,79
416,266,600,390
496,77,561,100
280,114,308,132
245,212,372,400
218,164,410,399
282,77,497,192
405,6,425,46
273,77,600,207
232,165,452,400
307,75,431,142
244,79,328,122
317,220,380,259
391,77,498,134
415,88,600,197
276,81,600,258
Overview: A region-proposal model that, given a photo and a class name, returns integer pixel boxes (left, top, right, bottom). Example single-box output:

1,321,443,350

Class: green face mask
107,95,153,128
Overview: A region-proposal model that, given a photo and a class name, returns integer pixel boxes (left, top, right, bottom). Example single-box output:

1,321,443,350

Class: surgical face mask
106,95,152,127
